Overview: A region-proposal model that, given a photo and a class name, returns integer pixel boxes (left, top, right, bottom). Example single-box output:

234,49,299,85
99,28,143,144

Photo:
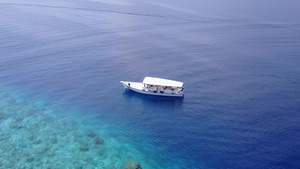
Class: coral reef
0,89,149,169
94,136,104,145
122,161,143,169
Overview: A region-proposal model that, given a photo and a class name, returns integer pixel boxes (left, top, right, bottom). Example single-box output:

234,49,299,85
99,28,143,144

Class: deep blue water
1,0,300,168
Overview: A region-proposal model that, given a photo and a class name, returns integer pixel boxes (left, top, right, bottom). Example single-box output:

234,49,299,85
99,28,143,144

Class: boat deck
128,82,144,90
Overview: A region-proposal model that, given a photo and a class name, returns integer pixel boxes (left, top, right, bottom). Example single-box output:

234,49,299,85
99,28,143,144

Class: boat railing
143,84,183,95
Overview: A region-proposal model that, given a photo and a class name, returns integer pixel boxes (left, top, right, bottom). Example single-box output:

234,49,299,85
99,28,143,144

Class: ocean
0,0,300,168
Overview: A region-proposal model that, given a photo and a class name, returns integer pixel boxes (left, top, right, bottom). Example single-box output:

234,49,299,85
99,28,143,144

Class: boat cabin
142,77,184,94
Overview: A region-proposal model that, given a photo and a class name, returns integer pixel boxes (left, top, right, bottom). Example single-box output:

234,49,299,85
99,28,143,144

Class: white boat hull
120,81,184,97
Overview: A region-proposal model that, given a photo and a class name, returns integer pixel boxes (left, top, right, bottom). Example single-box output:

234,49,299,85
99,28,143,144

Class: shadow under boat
122,89,184,107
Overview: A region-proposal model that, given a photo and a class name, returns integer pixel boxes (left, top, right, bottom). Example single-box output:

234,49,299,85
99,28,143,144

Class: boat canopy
143,77,183,87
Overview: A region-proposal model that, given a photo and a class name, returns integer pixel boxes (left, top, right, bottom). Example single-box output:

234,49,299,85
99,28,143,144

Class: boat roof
143,77,183,87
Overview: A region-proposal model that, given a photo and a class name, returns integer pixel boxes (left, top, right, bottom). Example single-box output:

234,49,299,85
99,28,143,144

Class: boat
120,77,184,97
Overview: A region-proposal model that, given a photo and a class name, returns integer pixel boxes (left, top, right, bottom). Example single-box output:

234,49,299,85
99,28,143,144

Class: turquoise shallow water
0,86,189,168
